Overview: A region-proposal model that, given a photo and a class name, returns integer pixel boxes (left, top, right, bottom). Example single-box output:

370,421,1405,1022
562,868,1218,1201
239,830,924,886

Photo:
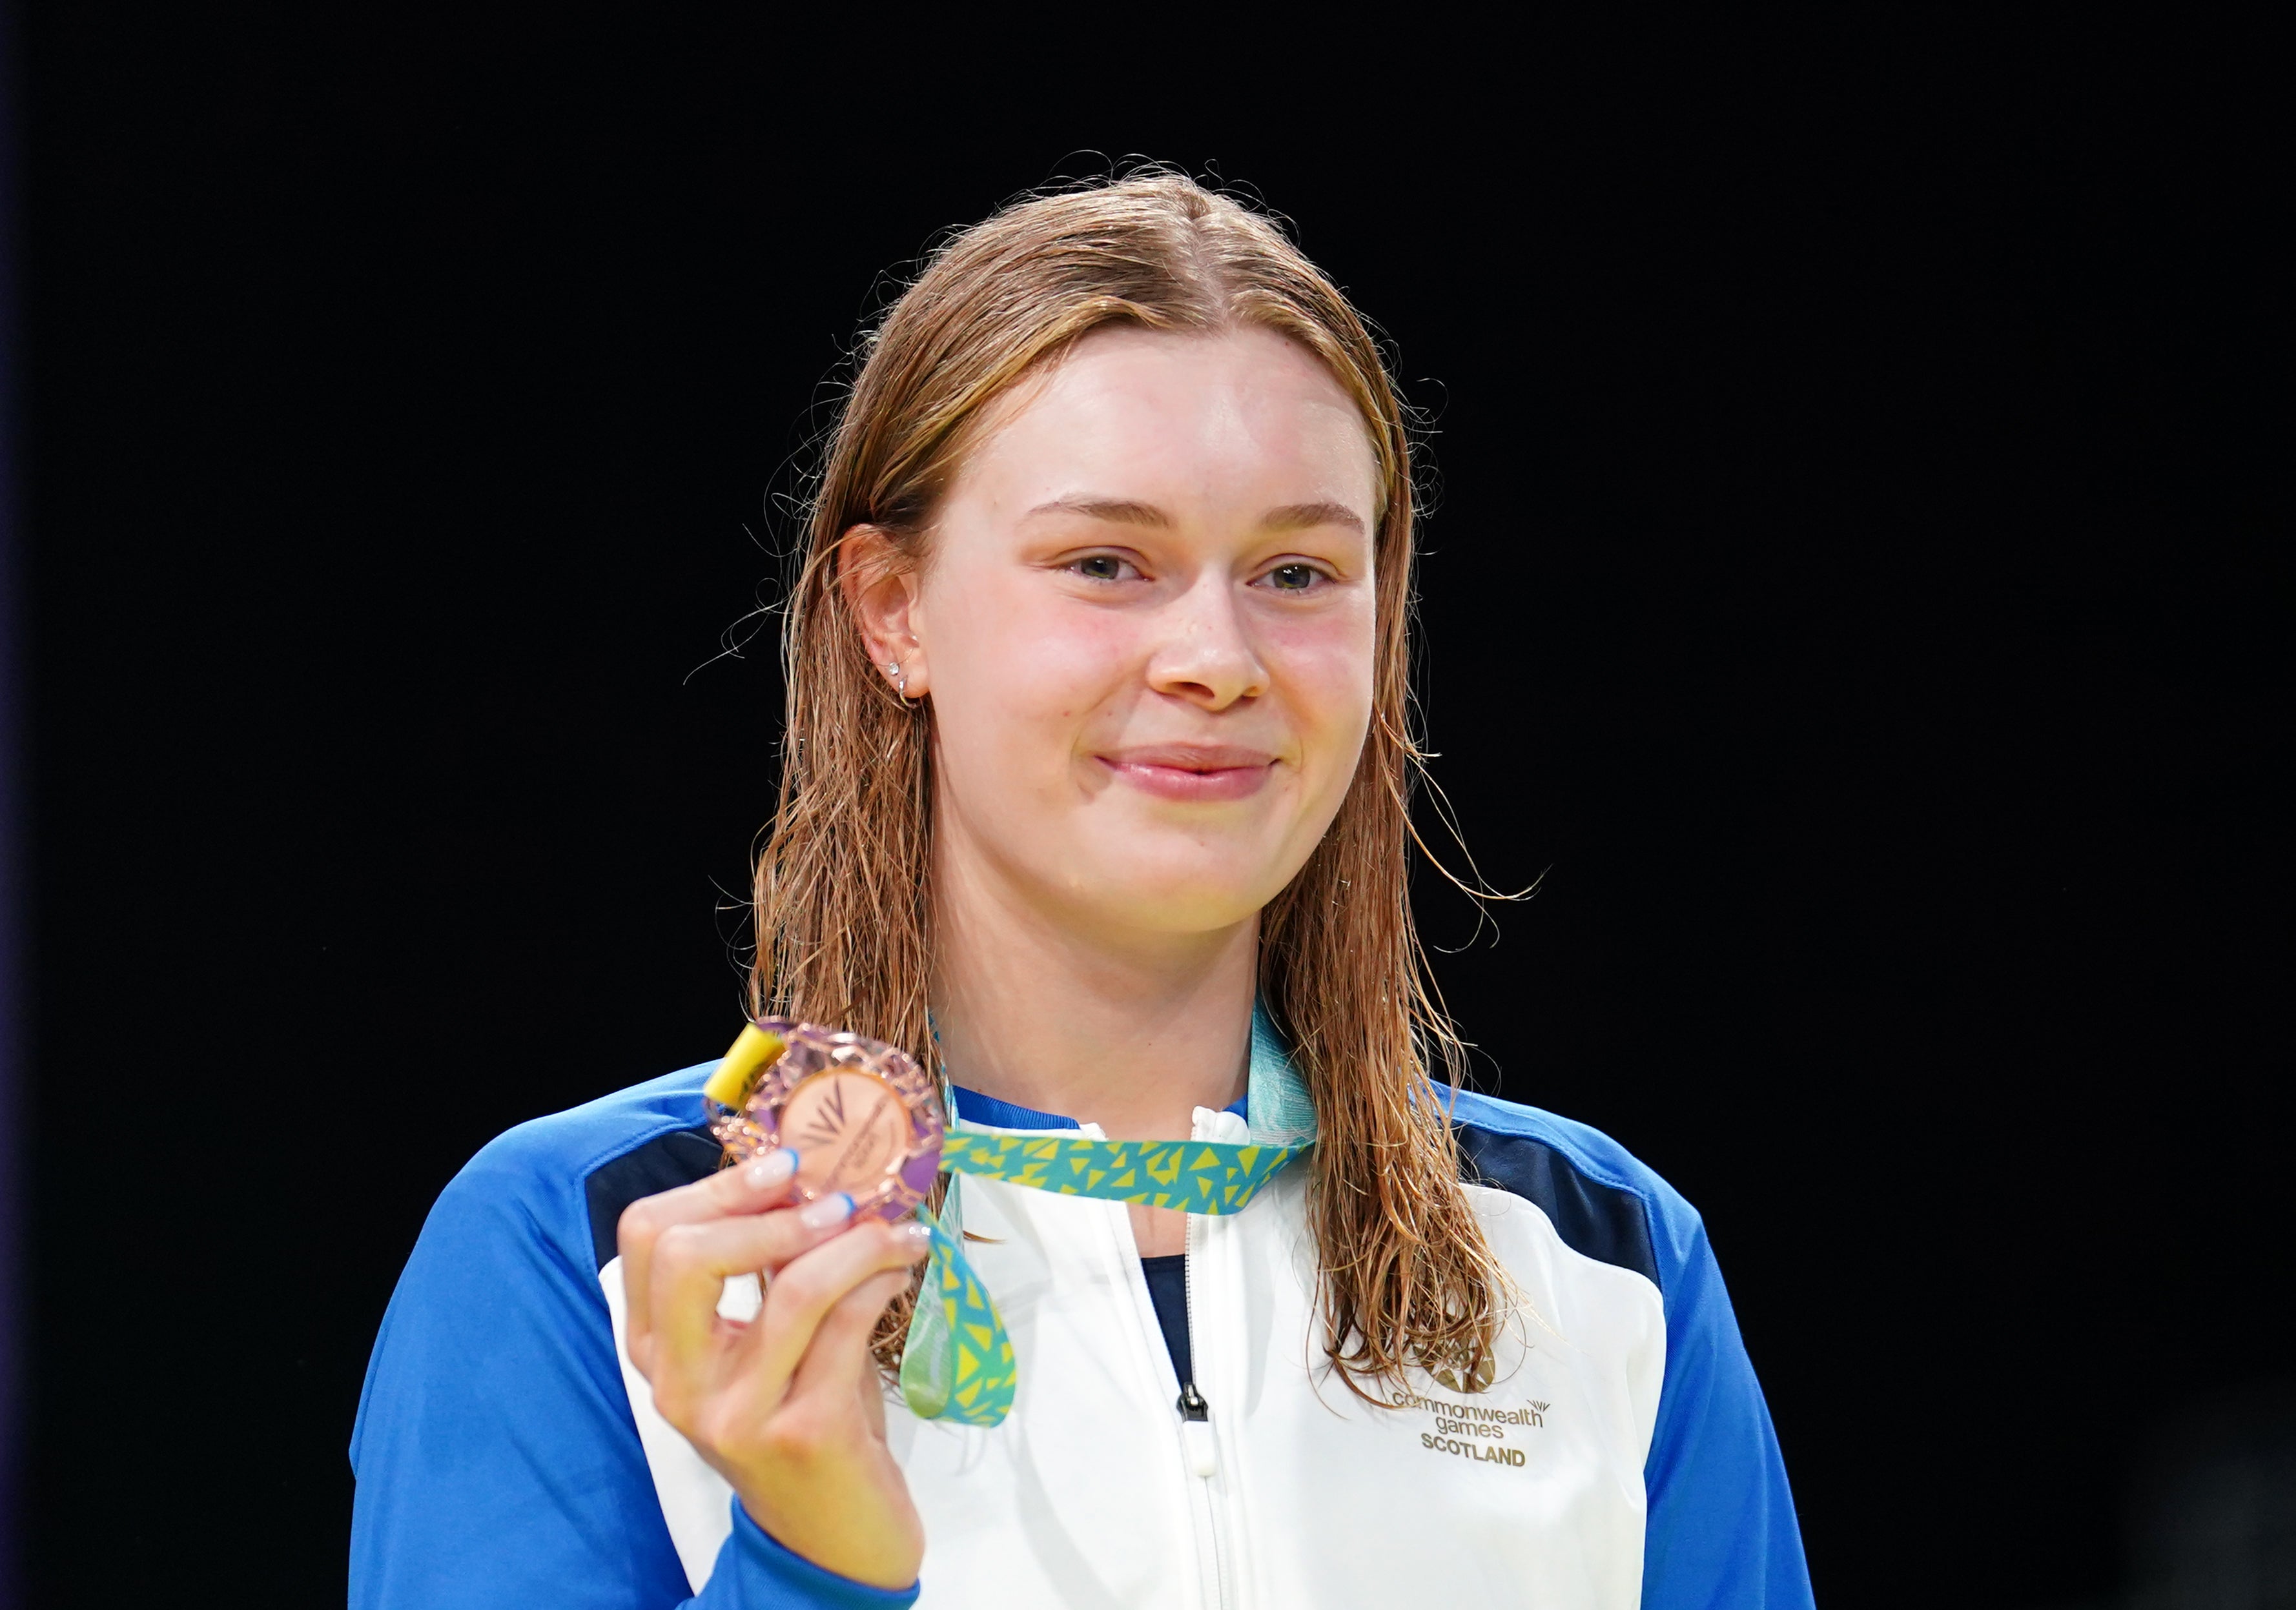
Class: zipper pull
1176,1381,1217,1478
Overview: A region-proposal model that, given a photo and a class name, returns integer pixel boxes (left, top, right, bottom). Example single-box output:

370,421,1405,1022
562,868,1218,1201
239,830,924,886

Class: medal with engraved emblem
702,1017,942,1222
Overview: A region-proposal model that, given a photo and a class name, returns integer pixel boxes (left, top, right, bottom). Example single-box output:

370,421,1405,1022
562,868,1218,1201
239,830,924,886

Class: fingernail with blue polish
746,1148,798,1190
799,1192,856,1230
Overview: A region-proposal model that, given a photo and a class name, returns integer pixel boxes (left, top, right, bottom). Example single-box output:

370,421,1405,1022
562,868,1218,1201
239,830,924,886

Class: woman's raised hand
617,1151,934,1589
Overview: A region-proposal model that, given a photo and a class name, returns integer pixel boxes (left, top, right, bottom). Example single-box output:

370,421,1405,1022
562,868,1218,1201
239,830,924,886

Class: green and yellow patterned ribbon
943,1131,1303,1210
897,1007,1313,1428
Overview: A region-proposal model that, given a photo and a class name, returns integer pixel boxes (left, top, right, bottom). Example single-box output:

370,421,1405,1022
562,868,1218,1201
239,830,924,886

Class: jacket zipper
1178,1213,1216,1477
1178,1205,1233,1608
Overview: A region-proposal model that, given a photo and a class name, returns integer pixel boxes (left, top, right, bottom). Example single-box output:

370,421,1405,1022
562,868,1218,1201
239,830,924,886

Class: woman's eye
1071,554,1138,582
1262,563,1326,592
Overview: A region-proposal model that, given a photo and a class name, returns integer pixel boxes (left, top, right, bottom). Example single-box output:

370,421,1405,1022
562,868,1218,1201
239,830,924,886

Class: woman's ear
839,525,928,699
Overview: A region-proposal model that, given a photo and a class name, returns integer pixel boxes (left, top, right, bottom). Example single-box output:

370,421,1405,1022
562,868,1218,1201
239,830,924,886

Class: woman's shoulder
1444,1086,1709,1304
427,1059,726,1276
351,1062,736,1592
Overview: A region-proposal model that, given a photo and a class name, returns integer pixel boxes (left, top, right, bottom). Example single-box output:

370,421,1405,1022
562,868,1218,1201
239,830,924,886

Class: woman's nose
1144,576,1269,710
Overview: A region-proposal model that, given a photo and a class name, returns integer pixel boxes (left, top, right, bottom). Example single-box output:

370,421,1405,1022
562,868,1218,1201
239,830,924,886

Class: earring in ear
887,661,908,698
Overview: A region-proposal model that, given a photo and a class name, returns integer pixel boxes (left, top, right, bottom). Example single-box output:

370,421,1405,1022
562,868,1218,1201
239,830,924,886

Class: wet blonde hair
752,171,1505,1394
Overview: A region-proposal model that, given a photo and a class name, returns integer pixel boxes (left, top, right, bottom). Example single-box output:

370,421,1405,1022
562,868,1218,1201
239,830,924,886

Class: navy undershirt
1140,1254,1193,1385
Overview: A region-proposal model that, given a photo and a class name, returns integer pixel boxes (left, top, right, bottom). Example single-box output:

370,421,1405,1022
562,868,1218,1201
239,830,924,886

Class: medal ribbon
897,1006,1314,1427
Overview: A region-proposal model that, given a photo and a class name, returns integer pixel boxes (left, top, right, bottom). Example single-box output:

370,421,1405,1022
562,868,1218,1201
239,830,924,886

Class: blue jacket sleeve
1639,1196,1815,1610
349,1119,919,1609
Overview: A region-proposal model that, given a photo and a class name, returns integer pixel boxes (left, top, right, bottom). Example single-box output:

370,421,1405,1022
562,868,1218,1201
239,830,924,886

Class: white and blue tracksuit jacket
350,1053,1814,1608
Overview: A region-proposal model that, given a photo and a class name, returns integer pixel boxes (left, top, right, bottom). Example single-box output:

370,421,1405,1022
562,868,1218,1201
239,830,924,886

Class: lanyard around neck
899,1008,1314,1426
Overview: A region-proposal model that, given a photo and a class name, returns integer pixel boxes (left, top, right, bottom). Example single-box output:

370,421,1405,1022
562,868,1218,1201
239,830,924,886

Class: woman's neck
928,847,1255,1145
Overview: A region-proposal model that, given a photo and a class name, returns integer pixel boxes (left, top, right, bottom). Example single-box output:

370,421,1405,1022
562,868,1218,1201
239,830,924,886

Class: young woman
349,174,1814,1609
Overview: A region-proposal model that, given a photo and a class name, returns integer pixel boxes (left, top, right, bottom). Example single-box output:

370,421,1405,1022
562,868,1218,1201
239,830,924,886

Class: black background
17,10,2286,1607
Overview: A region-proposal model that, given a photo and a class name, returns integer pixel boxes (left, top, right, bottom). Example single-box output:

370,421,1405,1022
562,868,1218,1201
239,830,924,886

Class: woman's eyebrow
1262,501,1366,536
1023,496,1171,528
1023,496,1366,536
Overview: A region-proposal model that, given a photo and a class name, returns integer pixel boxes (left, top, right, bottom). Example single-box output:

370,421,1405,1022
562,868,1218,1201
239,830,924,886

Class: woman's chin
1003,818,1319,937
1050,866,1293,939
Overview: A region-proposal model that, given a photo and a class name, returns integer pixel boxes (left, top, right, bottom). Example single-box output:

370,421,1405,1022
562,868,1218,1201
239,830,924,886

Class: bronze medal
706,1017,942,1221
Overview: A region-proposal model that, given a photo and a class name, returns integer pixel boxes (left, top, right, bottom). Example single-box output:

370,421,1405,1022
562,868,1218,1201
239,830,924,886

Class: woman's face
882,324,1380,941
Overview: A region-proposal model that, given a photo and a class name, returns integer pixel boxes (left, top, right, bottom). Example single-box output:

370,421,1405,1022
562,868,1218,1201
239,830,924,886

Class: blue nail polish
798,1191,856,1230
746,1148,799,1189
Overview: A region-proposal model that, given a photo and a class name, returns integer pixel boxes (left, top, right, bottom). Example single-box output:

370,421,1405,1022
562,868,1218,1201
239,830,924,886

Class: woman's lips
1096,746,1276,802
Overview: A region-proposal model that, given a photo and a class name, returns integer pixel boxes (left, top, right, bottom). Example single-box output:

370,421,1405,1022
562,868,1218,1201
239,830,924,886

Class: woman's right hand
617,1151,934,1589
